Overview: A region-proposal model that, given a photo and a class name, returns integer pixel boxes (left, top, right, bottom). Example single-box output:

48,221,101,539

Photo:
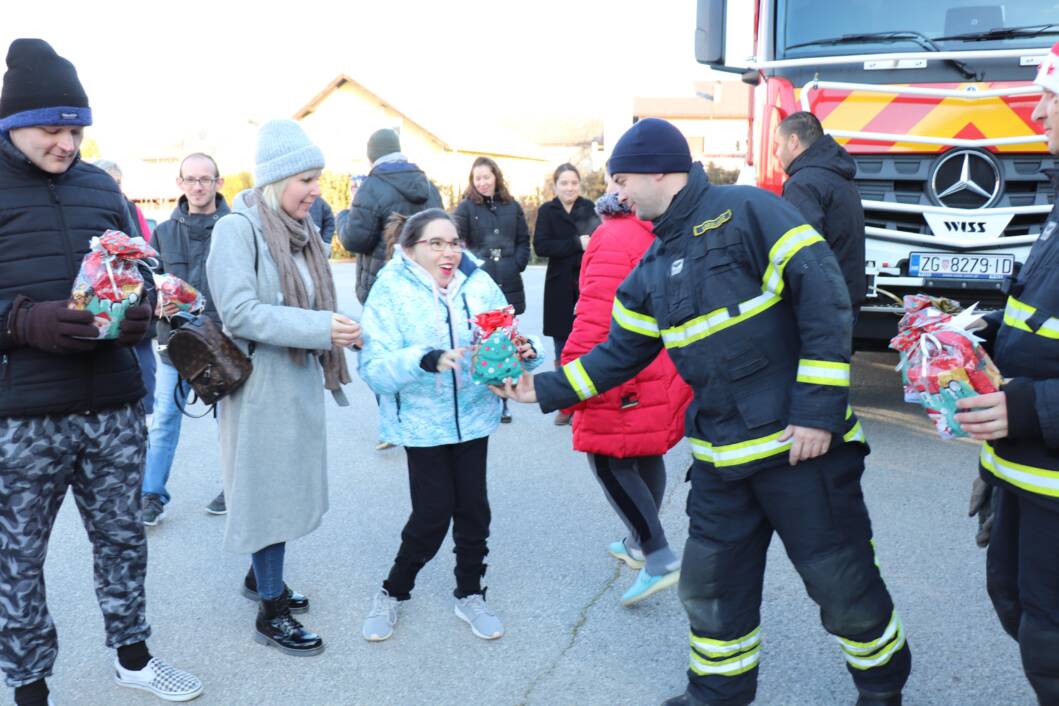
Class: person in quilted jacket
561,183,692,605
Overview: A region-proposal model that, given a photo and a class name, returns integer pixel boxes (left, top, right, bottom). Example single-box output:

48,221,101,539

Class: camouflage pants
0,403,151,687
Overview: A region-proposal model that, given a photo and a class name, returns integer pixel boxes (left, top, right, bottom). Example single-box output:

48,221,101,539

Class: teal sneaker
607,539,645,570
620,567,680,606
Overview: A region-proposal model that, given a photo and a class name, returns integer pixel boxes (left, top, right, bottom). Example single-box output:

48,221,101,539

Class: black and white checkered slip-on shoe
114,656,204,702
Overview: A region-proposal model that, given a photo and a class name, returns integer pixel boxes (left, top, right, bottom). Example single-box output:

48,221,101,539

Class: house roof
293,74,451,149
633,82,751,121
293,74,548,162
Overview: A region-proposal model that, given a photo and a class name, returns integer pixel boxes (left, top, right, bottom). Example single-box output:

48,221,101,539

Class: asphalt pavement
39,263,1035,706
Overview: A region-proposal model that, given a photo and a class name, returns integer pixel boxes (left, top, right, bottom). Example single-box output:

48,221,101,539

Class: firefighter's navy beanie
607,118,692,175
0,39,92,132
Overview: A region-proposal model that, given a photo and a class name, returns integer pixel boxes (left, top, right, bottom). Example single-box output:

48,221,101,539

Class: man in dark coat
141,153,230,525
339,128,443,304
775,111,866,318
309,195,335,245
0,38,202,706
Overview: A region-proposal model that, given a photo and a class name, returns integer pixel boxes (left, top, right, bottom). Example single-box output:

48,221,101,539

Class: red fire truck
696,1,1055,343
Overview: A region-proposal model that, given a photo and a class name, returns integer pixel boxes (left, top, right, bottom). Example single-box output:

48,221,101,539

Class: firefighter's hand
780,425,831,466
489,372,536,403
954,392,1008,440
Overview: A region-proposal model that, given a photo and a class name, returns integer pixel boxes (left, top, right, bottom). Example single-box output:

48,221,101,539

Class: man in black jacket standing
775,112,866,318
0,39,202,705
141,152,229,525
340,128,443,305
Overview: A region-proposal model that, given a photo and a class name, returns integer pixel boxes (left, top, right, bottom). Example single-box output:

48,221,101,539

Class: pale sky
2,0,752,163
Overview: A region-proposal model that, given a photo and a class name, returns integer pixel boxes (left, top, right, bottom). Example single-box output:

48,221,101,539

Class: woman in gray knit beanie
205,119,361,656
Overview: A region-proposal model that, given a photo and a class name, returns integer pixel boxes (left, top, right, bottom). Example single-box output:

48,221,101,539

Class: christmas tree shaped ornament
470,306,524,386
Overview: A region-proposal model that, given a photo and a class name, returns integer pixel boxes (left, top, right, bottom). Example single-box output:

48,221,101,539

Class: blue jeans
133,339,157,415
142,361,187,504
251,542,286,600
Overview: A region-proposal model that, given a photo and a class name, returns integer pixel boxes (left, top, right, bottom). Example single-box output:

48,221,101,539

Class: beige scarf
249,188,351,393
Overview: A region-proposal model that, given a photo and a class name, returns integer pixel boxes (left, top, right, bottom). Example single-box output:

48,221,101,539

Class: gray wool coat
206,199,336,555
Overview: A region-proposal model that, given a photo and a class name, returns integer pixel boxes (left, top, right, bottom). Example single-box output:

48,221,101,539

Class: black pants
680,443,910,706
987,486,1059,705
383,436,490,600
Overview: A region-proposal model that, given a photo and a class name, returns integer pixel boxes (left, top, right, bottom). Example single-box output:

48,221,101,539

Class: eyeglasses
180,177,217,187
415,238,464,253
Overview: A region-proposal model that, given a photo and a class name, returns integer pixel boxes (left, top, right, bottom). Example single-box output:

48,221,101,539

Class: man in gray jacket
340,128,443,304
141,153,229,525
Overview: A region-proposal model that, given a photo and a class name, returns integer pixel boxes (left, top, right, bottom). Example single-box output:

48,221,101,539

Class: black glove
116,301,152,346
420,349,444,373
10,296,99,353
968,476,995,548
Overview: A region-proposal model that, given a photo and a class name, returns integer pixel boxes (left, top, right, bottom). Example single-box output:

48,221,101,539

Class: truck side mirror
695,0,726,66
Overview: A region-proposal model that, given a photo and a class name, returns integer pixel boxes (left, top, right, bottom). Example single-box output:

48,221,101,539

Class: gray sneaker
205,491,226,515
142,493,165,527
455,594,503,640
362,589,399,642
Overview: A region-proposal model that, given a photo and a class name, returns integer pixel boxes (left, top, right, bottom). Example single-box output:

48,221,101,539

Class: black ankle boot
856,694,902,706
254,593,324,656
243,565,309,613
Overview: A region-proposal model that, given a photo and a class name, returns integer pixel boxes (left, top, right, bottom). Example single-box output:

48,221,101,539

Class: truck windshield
780,0,1055,58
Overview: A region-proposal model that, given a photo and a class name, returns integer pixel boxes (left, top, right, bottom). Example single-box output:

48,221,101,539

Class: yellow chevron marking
890,83,1044,153
815,90,896,146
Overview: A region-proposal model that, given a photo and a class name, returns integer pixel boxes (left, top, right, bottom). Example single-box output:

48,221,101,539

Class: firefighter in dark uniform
955,43,1059,706
495,118,910,706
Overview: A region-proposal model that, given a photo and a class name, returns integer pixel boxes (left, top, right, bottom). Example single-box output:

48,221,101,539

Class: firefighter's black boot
855,693,901,706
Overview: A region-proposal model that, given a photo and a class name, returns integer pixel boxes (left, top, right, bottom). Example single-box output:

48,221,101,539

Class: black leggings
383,436,490,600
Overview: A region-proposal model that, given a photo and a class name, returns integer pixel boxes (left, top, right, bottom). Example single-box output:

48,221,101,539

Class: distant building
293,74,552,202
606,81,751,172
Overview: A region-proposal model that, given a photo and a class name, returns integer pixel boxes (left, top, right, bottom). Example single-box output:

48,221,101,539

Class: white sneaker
362,589,399,641
455,594,504,640
114,656,203,702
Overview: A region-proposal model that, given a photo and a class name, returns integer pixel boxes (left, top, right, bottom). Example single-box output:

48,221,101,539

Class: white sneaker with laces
362,588,399,641
455,594,504,640
113,656,203,702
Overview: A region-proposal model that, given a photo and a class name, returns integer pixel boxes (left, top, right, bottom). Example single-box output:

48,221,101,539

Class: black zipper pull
47,180,59,203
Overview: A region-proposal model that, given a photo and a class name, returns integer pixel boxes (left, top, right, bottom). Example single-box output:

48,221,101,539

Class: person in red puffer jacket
561,183,692,606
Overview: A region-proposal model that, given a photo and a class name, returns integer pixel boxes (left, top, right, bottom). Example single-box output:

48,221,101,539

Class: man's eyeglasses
180,177,218,187
415,238,464,253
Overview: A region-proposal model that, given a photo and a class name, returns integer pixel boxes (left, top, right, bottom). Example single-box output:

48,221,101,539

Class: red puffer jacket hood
561,214,692,457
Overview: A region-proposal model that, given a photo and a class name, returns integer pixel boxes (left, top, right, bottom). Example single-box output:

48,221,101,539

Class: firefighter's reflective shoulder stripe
612,297,660,338
761,224,825,297
661,292,782,349
1002,296,1059,339
981,443,1059,498
689,407,864,469
562,359,597,401
689,626,761,677
834,611,906,670
797,359,851,387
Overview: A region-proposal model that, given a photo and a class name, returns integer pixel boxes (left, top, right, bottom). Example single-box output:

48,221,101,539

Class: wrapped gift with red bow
68,230,158,339
889,294,1002,438
470,306,526,386
153,273,205,315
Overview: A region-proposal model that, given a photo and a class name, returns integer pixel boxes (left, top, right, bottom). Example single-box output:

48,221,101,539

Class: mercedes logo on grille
928,149,1002,209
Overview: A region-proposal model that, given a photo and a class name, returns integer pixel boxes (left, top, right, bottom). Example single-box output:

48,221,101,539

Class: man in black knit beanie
0,38,202,705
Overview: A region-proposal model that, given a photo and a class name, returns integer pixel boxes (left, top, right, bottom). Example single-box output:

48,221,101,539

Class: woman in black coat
453,157,531,423
533,163,600,424
453,157,531,314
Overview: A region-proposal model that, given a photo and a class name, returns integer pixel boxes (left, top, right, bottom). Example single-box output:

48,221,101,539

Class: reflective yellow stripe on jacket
690,407,864,469
660,292,782,349
1002,296,1059,339
562,359,597,401
981,443,1059,498
762,224,825,297
612,297,660,338
796,359,851,387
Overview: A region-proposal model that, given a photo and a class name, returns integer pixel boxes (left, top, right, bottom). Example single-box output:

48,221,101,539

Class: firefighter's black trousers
987,486,1059,706
680,443,911,706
